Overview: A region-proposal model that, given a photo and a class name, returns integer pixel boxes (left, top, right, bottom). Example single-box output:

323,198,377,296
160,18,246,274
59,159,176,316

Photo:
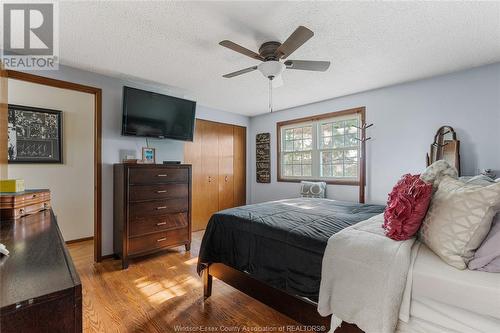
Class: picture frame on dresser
142,147,156,164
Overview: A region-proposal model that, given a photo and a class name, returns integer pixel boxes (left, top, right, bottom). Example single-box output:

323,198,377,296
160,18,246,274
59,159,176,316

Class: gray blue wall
20,65,250,256
248,62,500,205
18,62,500,255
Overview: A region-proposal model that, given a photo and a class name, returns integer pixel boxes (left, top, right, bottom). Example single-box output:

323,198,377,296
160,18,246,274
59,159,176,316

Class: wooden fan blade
222,66,258,78
219,40,264,61
275,26,314,59
284,60,330,71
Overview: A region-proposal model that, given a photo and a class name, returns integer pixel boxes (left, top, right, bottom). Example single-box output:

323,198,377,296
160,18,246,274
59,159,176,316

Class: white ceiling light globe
258,61,285,79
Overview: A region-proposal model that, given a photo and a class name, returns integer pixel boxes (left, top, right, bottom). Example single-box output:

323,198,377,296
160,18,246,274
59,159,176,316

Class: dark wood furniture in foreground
203,263,363,333
0,209,82,333
114,163,192,269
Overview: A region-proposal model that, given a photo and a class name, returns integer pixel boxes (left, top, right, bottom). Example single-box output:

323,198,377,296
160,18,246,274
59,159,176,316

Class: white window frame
277,110,363,184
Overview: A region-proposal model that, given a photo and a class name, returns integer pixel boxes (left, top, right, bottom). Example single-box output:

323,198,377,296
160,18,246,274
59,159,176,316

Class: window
277,108,364,184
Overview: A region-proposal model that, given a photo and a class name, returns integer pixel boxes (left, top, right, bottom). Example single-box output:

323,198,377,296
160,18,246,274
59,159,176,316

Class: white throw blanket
318,213,419,333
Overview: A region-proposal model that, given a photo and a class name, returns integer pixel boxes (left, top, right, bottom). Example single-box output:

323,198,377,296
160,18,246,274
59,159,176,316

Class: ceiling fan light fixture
257,61,285,79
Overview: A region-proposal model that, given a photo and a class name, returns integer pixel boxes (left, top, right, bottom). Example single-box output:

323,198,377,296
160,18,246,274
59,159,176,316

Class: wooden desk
0,210,82,333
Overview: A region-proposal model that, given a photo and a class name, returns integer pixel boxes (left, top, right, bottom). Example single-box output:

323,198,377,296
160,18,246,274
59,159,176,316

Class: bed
197,197,385,327
397,244,500,333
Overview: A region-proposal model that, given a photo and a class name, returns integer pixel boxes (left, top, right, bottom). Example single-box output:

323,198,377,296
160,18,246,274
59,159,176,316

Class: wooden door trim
195,117,246,129
7,70,103,262
0,63,7,180
233,125,247,206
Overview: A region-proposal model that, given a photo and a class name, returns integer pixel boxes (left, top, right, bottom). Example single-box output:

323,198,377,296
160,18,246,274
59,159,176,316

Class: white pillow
419,176,500,269
300,181,326,198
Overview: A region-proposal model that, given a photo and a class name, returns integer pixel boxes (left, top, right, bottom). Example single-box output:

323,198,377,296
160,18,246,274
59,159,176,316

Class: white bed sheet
398,243,500,333
412,244,500,319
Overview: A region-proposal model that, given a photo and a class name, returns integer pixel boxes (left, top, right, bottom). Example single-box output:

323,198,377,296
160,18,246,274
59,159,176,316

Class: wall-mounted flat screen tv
122,86,196,141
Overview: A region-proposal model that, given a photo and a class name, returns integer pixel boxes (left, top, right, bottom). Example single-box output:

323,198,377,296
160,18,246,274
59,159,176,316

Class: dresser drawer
129,198,188,220
129,212,188,237
129,183,188,202
129,168,188,185
128,228,189,255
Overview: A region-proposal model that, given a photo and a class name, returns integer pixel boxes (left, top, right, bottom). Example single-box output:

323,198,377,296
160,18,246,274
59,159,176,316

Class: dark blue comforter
197,198,385,301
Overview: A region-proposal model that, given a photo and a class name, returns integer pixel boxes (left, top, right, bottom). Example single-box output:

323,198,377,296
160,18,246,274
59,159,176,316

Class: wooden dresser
113,164,192,269
0,210,82,333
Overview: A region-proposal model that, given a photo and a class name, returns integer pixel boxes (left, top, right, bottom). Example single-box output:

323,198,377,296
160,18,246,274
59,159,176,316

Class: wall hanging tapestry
256,132,271,183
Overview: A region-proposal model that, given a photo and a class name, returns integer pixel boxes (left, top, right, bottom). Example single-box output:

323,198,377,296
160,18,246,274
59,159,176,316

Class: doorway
6,70,103,262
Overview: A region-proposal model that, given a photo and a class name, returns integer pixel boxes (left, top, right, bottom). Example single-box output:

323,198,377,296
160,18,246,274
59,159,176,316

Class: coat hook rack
354,122,374,142
352,121,373,204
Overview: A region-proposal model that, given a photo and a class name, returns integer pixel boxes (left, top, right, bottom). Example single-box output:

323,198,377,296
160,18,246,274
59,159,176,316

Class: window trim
277,107,366,186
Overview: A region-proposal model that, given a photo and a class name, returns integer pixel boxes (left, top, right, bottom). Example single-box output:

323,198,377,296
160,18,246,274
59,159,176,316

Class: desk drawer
128,228,189,255
129,168,188,185
129,198,188,220
129,183,188,202
129,212,188,237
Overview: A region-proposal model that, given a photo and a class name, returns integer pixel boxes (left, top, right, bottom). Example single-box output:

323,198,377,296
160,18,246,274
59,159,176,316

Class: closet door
218,123,234,210
233,126,246,207
184,120,220,231
200,121,220,228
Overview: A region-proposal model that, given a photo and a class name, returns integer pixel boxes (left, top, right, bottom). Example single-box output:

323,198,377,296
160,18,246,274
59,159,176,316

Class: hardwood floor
68,231,304,333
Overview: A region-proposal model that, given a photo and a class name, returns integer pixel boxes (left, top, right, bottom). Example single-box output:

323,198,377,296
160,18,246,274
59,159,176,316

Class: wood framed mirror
426,126,461,175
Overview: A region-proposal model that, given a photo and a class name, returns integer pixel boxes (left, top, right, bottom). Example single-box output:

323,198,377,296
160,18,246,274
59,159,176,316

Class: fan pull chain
269,78,273,113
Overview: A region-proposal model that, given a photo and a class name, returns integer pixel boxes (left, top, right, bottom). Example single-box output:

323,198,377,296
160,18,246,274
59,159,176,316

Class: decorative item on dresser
0,189,51,219
0,209,82,333
142,147,156,164
113,164,192,269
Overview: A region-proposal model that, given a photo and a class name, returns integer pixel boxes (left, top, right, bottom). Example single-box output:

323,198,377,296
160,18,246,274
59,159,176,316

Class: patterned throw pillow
419,176,500,269
420,160,458,189
383,174,433,241
300,181,326,198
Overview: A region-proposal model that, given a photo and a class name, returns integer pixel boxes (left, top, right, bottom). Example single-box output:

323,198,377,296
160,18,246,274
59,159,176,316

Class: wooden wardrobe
184,119,246,231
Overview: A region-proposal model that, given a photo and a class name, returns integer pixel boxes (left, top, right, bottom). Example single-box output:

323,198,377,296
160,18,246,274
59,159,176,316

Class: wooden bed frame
202,263,363,333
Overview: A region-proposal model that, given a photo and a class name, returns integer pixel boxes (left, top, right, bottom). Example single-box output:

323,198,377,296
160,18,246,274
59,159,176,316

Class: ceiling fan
219,26,330,111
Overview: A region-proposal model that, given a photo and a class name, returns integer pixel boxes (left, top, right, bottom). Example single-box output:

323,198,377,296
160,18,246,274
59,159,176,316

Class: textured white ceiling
54,1,500,116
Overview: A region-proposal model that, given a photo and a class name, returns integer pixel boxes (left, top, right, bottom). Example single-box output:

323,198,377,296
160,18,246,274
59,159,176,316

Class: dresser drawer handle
157,237,167,242
156,222,167,226
157,174,168,177
156,206,167,210
156,190,167,193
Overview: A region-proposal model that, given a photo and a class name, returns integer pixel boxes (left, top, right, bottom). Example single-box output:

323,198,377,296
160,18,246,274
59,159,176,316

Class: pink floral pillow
383,174,433,241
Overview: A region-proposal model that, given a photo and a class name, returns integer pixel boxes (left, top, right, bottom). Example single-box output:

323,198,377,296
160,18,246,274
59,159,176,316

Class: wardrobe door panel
233,126,246,207
185,119,246,230
218,123,234,210
200,121,220,227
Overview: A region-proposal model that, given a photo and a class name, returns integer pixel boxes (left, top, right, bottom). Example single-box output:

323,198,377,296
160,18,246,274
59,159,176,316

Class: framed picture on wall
142,147,156,164
8,104,63,164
